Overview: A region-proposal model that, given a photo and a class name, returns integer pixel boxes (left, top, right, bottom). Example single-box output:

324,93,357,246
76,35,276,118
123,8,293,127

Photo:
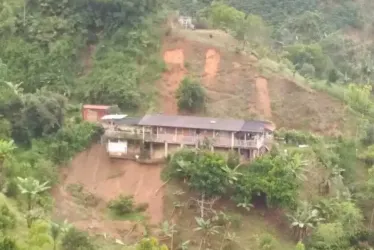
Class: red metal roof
83,104,110,110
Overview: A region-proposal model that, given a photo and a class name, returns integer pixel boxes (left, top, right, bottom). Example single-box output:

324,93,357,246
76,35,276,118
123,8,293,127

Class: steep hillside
159,28,359,136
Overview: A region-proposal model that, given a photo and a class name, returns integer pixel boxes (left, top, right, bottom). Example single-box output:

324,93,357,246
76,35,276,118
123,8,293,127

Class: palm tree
236,197,254,212
194,217,220,250
17,177,50,211
287,201,324,240
221,164,242,185
160,221,177,249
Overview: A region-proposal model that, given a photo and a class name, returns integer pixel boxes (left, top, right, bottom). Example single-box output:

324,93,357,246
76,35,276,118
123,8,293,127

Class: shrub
108,195,135,215
61,228,95,250
136,237,168,250
256,234,277,250
168,150,229,197
299,63,316,78
227,150,240,169
358,145,374,165
361,124,374,146
0,204,16,232
0,237,18,250
328,68,339,83
2,179,19,198
276,129,321,145
176,77,205,112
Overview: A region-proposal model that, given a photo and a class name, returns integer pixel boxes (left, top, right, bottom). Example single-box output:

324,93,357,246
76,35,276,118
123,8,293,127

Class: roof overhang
101,114,127,120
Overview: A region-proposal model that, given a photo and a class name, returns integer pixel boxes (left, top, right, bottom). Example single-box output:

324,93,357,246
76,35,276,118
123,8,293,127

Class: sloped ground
160,28,358,136
52,144,164,240
268,77,357,136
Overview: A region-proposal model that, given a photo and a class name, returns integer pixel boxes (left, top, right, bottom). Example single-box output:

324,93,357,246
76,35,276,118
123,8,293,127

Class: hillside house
100,114,275,160
178,16,194,29
82,104,111,123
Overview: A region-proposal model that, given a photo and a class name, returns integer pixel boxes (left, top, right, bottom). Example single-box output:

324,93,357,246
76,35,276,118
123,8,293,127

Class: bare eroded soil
52,144,164,239
160,49,186,114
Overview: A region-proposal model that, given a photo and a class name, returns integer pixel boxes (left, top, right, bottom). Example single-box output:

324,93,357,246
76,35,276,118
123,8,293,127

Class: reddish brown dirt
255,76,272,119
203,49,220,85
52,144,164,239
161,49,187,114
82,44,96,75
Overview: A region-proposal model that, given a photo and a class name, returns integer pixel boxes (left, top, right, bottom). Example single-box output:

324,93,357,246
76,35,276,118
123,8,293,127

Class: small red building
82,104,111,122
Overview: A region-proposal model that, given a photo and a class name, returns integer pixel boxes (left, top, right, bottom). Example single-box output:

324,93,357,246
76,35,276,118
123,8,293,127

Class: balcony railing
103,130,266,149
148,134,264,149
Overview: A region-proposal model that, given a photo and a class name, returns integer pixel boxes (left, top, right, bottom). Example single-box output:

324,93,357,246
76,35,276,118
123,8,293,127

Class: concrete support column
253,149,258,159
231,132,234,149
150,143,153,158
211,146,214,152
164,142,168,157
142,126,145,141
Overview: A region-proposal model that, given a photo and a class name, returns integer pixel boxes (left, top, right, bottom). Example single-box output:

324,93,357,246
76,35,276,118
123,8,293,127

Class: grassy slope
161,27,360,137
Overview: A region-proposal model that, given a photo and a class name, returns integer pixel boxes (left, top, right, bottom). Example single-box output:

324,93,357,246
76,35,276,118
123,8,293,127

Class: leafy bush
358,145,374,165
361,124,374,146
61,227,95,250
307,222,349,250
276,129,321,145
299,63,316,78
168,149,229,197
227,150,240,169
136,237,168,250
234,153,301,208
44,121,103,164
176,77,205,112
169,148,301,208
108,195,135,216
0,237,18,250
344,84,373,116
0,204,16,232
256,234,277,250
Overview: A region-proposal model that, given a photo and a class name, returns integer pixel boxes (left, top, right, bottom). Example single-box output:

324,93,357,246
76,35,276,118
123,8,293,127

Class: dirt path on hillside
81,44,96,75
255,77,272,118
204,49,220,86
161,49,186,114
52,144,164,239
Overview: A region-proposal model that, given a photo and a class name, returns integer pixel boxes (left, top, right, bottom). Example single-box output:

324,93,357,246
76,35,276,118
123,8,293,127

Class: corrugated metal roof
138,114,268,132
83,104,110,110
101,114,128,120
116,117,142,125
241,120,271,132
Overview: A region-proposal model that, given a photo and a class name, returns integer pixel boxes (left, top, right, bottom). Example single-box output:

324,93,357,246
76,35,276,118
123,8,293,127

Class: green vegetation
176,77,206,113
108,195,148,217
161,126,374,249
3,0,374,249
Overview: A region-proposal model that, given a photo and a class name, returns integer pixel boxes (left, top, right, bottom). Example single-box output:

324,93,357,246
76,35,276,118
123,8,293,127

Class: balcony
103,129,267,149
148,134,264,149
